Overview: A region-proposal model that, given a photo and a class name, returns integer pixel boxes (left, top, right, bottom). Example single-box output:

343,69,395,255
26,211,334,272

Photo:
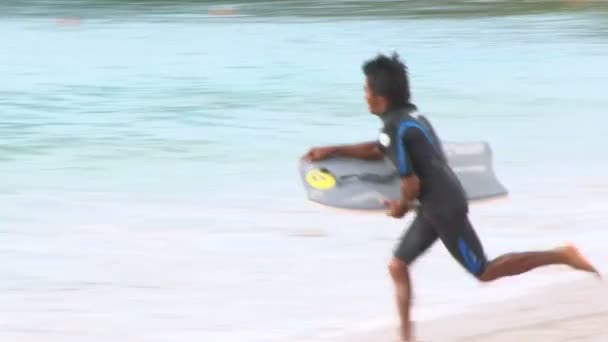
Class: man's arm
392,126,427,213
302,141,384,161
398,174,420,209
325,141,384,160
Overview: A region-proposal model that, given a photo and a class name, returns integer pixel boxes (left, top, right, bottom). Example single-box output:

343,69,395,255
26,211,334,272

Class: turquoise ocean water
1,1,608,341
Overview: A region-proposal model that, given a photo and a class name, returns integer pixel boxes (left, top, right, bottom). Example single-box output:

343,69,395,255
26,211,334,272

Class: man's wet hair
362,52,411,107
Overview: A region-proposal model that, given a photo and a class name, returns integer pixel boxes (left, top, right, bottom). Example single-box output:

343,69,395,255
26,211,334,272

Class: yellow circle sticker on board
305,169,336,190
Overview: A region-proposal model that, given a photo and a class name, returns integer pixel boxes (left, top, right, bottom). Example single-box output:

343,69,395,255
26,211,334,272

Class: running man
301,52,600,342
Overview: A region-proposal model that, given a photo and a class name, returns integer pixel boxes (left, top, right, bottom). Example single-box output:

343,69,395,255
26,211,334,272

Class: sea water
1,1,607,341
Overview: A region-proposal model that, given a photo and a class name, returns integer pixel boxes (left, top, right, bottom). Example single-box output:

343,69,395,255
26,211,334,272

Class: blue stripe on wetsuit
458,238,483,275
396,120,435,175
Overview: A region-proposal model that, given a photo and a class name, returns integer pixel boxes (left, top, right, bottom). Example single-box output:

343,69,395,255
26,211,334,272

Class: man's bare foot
399,323,412,342
557,244,601,277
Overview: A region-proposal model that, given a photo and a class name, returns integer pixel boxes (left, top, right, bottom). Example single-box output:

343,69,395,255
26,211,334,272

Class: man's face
364,78,388,115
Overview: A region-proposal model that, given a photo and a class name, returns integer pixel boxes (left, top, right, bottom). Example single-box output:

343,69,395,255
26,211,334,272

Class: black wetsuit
377,104,488,277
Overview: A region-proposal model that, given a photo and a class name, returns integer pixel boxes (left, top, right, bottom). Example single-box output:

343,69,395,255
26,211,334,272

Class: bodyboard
298,116,508,210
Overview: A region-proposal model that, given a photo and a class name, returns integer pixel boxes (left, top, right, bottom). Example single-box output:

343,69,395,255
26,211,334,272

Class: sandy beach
419,277,607,341
333,275,607,342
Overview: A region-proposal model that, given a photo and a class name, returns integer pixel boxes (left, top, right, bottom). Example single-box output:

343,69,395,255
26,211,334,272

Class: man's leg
480,245,600,282
433,214,600,281
390,213,438,341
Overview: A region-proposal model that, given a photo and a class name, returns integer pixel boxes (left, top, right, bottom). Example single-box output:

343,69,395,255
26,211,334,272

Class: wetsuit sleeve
396,124,429,177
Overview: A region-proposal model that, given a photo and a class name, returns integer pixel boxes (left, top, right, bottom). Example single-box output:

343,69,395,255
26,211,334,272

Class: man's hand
381,198,409,219
301,146,335,161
